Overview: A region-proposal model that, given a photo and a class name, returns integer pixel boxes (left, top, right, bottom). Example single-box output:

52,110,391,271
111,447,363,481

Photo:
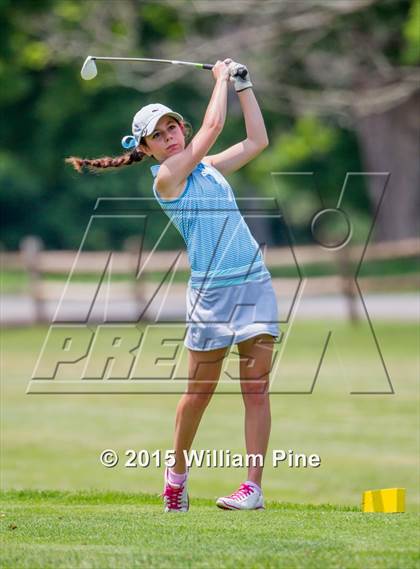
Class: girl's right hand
212,59,231,82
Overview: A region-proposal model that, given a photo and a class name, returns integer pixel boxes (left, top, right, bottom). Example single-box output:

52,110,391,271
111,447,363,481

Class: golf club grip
203,63,248,79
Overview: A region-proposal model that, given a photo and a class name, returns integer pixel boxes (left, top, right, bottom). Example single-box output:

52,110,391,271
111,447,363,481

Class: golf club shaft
89,56,247,78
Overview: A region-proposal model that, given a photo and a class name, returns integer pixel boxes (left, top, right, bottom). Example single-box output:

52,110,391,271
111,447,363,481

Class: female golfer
67,58,279,512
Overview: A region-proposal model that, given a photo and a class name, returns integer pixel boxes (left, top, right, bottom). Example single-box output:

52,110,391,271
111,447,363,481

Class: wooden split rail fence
1,237,418,323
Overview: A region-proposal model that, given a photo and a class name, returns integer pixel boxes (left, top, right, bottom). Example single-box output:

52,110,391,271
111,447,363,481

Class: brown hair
65,118,193,174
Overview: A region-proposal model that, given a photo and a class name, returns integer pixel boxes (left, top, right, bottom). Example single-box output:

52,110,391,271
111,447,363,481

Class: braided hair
65,146,146,174
65,119,192,174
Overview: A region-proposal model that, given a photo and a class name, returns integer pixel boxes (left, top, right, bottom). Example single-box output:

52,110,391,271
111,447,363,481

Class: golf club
80,55,248,81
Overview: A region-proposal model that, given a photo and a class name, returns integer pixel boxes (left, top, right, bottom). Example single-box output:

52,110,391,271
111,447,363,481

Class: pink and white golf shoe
162,467,189,513
216,482,264,510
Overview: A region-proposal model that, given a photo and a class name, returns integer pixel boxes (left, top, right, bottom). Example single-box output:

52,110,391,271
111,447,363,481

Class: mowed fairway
1,321,419,567
1,491,419,569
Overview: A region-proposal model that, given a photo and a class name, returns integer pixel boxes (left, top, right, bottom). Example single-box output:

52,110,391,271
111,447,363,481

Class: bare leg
237,334,275,487
172,345,228,474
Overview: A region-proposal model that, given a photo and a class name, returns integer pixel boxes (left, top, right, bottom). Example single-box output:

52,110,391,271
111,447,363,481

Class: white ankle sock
245,480,262,493
168,468,188,485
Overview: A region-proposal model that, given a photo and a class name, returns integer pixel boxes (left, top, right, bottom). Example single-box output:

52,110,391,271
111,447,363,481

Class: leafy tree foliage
0,0,417,249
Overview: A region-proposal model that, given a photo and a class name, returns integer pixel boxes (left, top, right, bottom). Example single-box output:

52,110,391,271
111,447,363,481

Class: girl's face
140,115,185,162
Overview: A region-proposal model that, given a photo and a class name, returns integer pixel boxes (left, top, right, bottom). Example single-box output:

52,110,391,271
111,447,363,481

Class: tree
134,0,420,241
1,0,418,249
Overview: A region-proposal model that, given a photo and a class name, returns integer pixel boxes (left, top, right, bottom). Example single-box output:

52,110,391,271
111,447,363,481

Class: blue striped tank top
150,161,271,289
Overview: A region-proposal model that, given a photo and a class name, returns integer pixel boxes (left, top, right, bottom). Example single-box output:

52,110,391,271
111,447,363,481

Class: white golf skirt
184,274,280,351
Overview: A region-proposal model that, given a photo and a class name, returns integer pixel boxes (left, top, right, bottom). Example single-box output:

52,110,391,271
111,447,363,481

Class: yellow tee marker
362,488,405,513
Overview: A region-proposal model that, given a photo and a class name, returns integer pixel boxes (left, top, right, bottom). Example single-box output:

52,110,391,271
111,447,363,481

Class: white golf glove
228,60,253,92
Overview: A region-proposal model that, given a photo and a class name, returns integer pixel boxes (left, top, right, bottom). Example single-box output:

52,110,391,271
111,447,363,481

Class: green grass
1,323,418,504
1,490,419,569
1,323,418,567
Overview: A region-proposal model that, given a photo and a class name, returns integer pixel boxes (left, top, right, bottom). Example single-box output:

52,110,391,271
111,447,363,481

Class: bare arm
202,87,269,176
155,61,229,194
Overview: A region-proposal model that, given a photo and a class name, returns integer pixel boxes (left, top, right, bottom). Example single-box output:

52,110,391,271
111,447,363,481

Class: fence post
337,246,359,324
20,236,45,323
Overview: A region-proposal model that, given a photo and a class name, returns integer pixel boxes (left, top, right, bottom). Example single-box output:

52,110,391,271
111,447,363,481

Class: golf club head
81,57,97,80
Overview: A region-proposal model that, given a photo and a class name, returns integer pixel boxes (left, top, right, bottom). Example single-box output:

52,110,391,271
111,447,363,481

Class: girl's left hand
227,60,253,92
